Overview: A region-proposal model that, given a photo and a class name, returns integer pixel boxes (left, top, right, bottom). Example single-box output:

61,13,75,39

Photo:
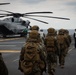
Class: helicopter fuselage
0,17,29,37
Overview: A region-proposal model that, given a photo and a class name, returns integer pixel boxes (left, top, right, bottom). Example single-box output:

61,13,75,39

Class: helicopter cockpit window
22,21,26,25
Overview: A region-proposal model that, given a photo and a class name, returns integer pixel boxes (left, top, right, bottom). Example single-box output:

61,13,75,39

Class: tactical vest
45,36,55,47
44,35,56,52
57,35,66,49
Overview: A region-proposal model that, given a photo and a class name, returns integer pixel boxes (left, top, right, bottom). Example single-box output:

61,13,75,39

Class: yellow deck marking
0,37,24,42
0,50,20,53
0,47,74,53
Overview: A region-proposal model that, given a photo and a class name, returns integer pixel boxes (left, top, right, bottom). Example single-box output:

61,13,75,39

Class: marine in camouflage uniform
18,30,46,75
44,28,59,75
0,53,8,75
27,25,46,57
57,29,70,68
29,25,45,43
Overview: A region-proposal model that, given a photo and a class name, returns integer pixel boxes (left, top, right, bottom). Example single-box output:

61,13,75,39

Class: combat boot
60,65,64,69
48,73,54,75
50,70,54,75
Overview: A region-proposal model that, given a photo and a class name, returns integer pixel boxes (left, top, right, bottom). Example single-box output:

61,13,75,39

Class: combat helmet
58,29,65,35
47,27,55,35
64,29,69,35
31,25,39,31
29,30,39,39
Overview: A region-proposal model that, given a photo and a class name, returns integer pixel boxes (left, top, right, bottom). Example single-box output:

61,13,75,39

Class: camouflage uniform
19,30,46,75
30,25,45,43
27,25,46,56
44,28,59,75
57,29,70,68
0,53,8,75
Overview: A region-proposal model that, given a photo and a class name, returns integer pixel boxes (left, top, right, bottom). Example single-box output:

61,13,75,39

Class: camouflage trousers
47,52,57,74
24,70,41,75
58,53,66,65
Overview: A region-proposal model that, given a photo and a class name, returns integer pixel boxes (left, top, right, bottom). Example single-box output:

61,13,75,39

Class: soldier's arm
44,38,47,46
69,35,72,43
55,40,60,56
65,37,70,47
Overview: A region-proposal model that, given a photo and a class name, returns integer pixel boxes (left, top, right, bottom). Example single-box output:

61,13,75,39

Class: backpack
47,28,55,34
44,35,56,52
57,35,65,49
27,30,42,43
21,42,45,74
45,36,55,47
57,35,65,44
29,30,39,39
24,42,40,61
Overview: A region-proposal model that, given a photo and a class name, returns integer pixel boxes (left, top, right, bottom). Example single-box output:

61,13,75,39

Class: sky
0,0,76,29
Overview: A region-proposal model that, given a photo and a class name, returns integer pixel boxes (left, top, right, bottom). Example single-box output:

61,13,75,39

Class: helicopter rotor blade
0,15,7,18
0,3,10,5
25,11,53,14
0,13,10,15
0,10,70,20
0,10,53,18
0,10,53,14
25,15,70,20
25,16,48,24
0,10,14,14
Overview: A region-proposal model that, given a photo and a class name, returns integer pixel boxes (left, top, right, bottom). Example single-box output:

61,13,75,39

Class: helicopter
0,10,70,38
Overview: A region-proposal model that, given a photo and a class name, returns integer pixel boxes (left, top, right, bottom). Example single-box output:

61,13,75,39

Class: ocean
42,29,75,35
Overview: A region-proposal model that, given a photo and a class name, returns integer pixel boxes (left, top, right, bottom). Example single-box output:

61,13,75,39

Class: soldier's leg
34,71,42,75
47,63,54,75
54,55,57,68
51,55,57,73
59,54,62,66
18,60,23,72
59,54,65,68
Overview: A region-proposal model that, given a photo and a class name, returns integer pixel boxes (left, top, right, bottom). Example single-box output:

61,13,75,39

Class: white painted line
68,47,74,53
0,37,24,42
13,58,19,62
0,45,16,46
